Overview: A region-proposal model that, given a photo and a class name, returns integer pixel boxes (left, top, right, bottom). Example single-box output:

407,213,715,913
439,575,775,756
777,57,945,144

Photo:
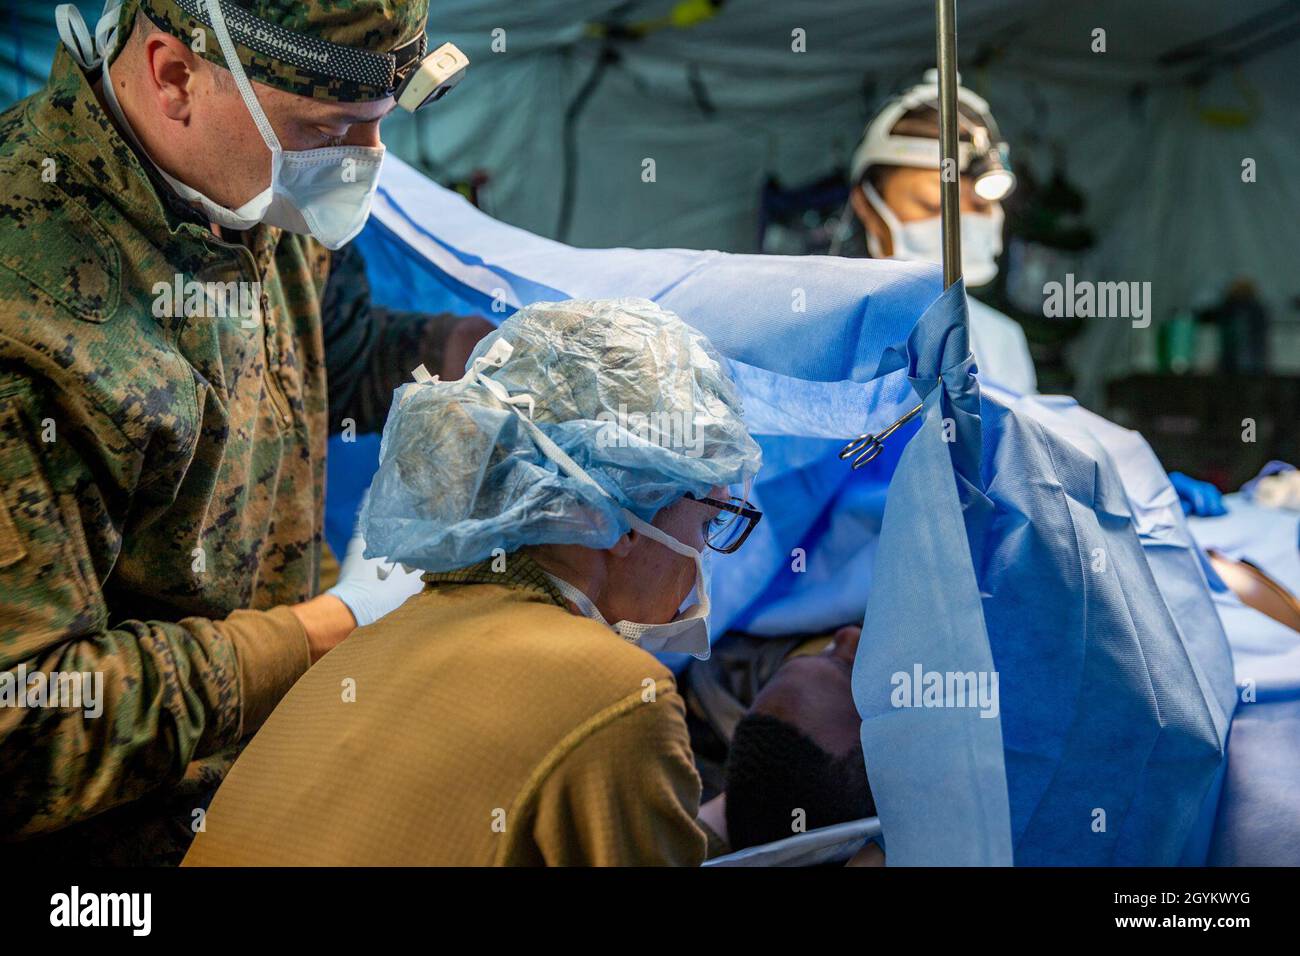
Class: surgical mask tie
96,49,275,232
410,344,713,659
862,181,1004,287
56,1,123,70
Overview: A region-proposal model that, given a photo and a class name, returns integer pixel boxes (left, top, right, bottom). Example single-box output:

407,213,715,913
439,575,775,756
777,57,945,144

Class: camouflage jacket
0,47,469,855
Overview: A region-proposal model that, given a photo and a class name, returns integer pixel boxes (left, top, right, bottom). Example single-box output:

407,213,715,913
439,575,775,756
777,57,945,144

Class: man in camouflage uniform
0,0,490,862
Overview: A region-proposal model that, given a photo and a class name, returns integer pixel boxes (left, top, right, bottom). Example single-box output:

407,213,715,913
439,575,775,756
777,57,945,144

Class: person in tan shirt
184,553,708,865
185,297,765,865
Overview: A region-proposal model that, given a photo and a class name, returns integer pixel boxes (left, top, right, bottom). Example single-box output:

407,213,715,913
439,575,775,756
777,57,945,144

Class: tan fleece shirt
183,557,707,866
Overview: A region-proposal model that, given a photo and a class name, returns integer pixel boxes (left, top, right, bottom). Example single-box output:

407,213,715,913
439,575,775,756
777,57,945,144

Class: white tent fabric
6,1,1298,399
385,0,1300,401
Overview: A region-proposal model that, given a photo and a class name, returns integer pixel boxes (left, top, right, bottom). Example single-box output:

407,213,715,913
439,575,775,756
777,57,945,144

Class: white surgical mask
413,342,714,659
544,539,712,659
862,181,1004,287
202,0,385,248
59,0,385,249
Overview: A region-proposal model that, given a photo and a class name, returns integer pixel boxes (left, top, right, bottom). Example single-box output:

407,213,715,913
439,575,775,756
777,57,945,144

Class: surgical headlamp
147,0,468,112
966,128,1016,202
394,40,470,112
849,70,1015,202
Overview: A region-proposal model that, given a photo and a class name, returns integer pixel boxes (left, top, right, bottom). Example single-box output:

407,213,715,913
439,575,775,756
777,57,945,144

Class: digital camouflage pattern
0,0,472,861
128,0,431,103
0,45,330,852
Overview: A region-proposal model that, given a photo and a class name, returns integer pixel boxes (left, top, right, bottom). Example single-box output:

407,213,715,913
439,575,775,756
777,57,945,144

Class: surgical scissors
839,399,926,469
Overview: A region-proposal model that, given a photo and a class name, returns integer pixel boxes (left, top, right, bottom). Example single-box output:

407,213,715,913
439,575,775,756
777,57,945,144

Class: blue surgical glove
326,497,426,627
1168,471,1227,517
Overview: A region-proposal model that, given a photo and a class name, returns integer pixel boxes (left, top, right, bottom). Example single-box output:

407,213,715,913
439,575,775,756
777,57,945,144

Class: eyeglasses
685,494,763,554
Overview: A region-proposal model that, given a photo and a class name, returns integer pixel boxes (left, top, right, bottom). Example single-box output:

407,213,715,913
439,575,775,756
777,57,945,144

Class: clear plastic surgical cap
361,297,763,572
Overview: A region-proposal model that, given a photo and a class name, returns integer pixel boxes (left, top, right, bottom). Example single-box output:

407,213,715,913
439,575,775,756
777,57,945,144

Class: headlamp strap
167,0,423,96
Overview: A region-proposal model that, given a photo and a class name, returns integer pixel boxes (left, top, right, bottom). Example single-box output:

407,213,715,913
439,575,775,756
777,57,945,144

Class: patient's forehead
753,653,861,758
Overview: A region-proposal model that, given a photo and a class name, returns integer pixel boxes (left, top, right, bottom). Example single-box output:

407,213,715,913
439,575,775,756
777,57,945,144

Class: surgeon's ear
143,31,200,123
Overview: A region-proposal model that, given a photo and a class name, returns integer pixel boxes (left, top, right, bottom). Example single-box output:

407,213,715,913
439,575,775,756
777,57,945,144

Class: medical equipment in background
1157,309,1200,374
1198,279,1271,375
840,0,962,471
757,173,857,256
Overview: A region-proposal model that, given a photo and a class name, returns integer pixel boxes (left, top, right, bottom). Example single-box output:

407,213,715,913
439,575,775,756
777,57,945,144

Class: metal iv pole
936,0,962,289
840,0,962,469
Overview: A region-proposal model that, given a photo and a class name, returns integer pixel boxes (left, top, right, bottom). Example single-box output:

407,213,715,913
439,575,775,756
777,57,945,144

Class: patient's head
725,625,876,849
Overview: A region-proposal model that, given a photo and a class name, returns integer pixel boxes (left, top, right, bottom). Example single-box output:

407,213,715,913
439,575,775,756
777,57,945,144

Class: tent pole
936,0,961,289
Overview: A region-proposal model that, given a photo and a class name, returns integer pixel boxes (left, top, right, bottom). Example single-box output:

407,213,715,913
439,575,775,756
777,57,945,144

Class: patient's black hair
724,712,876,851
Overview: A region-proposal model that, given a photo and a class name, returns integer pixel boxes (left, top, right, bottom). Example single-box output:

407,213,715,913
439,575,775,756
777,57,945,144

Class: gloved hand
326,498,426,627
1168,471,1227,517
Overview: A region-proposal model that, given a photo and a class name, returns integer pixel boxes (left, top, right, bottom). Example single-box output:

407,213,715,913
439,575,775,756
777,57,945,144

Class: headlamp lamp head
965,128,1016,202
395,41,470,113
971,153,1016,201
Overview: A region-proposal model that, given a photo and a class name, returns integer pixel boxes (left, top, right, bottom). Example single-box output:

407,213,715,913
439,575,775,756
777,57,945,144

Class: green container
1157,311,1198,374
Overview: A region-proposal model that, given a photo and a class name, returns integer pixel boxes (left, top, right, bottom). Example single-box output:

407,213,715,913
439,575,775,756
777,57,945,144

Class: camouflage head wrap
117,0,431,103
